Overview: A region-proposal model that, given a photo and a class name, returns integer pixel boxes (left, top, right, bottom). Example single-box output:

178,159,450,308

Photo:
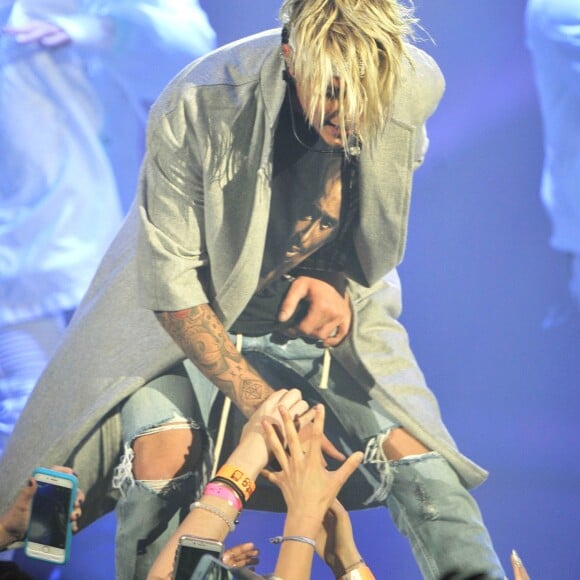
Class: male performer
0,1,504,578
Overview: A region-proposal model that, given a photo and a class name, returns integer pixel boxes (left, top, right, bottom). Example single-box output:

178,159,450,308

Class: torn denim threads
235,333,504,579
113,366,214,580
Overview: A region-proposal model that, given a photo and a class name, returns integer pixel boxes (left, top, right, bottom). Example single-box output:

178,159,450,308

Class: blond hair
279,0,417,145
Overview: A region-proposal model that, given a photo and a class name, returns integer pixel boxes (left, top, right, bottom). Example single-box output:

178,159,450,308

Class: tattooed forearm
156,305,273,416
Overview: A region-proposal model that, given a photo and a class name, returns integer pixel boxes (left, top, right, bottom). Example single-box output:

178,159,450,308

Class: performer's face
294,78,349,147
282,44,354,148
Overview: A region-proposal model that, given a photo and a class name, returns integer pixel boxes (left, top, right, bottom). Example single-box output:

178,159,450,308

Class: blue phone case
24,467,78,565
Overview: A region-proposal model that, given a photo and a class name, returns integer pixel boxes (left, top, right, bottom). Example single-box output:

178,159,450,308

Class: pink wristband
204,482,243,511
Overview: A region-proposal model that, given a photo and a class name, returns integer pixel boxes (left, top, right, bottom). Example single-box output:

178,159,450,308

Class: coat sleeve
136,82,211,312
407,46,445,170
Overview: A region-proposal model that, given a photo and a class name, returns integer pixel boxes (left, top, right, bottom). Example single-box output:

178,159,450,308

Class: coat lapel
355,118,415,285
212,50,286,327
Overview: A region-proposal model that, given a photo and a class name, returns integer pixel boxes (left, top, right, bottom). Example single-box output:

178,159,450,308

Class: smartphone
190,554,232,580
24,467,78,565
191,554,264,580
173,535,224,580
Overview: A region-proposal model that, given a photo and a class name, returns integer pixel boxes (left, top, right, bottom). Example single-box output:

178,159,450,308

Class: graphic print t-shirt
230,85,354,336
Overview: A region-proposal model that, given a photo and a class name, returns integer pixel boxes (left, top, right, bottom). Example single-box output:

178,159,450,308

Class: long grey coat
0,31,487,527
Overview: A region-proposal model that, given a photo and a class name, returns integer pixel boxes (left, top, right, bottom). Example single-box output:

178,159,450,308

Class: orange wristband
338,564,375,580
215,464,256,503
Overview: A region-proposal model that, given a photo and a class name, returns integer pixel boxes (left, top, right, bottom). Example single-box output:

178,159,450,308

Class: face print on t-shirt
278,157,341,263
260,119,343,289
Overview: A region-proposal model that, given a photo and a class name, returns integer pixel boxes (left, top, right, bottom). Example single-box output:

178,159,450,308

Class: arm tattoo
156,305,272,415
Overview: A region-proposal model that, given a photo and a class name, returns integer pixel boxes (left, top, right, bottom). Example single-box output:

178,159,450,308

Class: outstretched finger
308,404,325,456
321,436,346,462
333,451,364,488
279,405,305,458
511,550,530,580
296,404,317,427
288,399,309,419
262,418,290,471
278,280,307,323
277,388,307,420
294,404,324,461
278,388,302,406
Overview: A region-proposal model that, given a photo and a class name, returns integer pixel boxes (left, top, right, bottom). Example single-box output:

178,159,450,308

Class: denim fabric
114,336,504,579
388,453,505,579
114,365,215,580
115,473,196,580
239,334,505,579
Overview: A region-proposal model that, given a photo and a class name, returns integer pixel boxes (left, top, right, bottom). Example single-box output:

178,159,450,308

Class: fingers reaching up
261,404,362,522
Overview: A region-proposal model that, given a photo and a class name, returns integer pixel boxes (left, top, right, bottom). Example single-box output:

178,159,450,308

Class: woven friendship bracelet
215,464,256,503
190,501,237,532
269,535,316,550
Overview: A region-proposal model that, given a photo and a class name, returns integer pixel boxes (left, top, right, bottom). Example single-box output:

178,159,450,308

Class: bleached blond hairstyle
279,0,417,145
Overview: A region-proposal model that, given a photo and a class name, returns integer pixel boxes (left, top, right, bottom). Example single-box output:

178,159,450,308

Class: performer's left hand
279,275,352,346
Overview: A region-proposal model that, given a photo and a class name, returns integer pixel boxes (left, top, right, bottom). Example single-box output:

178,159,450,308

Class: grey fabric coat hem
0,31,487,530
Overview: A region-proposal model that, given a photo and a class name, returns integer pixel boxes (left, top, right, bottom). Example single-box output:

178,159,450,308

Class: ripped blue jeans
114,364,216,580
114,334,505,579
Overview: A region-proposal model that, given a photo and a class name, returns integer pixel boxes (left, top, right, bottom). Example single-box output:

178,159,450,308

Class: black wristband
210,477,247,507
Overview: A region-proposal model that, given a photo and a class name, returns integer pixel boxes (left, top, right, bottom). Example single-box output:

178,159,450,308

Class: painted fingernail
511,549,523,568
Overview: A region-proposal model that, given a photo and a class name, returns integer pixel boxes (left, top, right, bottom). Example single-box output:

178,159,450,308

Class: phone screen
174,544,224,580
190,554,234,580
27,480,72,549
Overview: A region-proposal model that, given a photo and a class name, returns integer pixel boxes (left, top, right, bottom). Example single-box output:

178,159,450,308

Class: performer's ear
280,29,294,76
281,43,293,65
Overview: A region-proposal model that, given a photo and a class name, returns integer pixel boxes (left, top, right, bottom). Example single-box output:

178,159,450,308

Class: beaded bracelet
204,482,243,511
190,501,238,532
269,535,316,550
214,464,256,503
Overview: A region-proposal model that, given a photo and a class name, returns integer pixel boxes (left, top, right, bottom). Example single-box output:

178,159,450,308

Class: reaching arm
147,389,308,580
262,405,363,580
156,304,346,461
156,304,274,418
316,499,375,579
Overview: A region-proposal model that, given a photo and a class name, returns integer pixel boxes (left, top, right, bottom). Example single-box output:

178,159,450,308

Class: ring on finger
328,326,340,339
